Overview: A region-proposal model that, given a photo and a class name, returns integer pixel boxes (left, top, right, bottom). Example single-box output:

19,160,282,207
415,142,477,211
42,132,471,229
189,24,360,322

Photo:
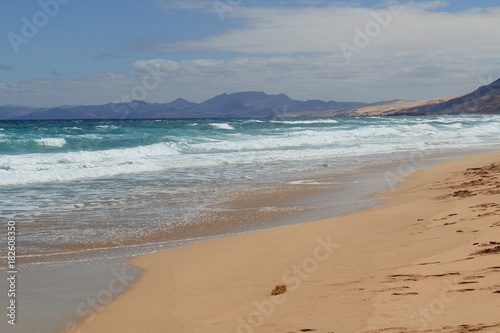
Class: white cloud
2,53,497,107
148,1,500,99
156,2,500,59
2,2,500,106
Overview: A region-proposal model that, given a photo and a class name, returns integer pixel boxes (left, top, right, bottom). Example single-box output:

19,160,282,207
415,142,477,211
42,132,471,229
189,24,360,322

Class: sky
0,0,499,107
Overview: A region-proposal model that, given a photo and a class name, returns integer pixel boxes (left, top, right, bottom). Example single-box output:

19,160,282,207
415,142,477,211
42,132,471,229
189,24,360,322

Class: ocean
1,116,500,258
1,116,500,332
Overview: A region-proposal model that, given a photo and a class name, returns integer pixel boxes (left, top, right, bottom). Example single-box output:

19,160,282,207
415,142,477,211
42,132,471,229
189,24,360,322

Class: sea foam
34,138,67,147
209,123,235,130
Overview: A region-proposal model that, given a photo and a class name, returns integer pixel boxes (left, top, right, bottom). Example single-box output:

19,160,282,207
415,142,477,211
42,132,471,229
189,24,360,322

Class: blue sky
1,0,499,107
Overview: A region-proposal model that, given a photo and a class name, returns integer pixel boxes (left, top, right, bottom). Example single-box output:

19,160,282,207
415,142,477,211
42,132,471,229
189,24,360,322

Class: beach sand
71,153,500,333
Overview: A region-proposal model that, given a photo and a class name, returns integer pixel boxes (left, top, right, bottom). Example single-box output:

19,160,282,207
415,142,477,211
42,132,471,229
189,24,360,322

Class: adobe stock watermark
233,235,340,333
340,1,402,64
408,278,459,330
213,0,244,21
384,149,433,191
110,63,169,119
64,267,136,333
7,0,71,54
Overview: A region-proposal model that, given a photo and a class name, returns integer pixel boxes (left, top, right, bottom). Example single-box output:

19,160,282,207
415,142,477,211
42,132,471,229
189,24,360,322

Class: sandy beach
71,153,500,333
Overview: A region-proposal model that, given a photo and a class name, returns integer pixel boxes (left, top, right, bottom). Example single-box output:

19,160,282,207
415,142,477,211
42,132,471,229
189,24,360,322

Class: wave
34,138,67,147
2,117,500,186
209,123,235,130
271,119,338,125
242,120,265,124
0,142,181,186
95,125,119,129
192,119,500,153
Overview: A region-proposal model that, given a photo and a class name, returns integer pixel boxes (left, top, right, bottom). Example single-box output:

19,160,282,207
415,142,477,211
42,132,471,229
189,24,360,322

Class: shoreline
2,149,415,333
71,152,500,332
7,148,473,264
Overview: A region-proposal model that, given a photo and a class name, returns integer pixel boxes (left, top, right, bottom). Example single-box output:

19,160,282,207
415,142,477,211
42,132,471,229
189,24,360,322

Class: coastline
71,152,500,333
2,150,443,333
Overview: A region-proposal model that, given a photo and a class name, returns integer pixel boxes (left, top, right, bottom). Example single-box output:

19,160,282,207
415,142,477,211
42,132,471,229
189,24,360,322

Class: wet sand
0,154,415,333
71,152,500,332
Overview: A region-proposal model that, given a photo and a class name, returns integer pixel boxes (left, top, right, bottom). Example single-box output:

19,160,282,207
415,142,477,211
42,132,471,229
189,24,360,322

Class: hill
1,78,499,120
0,92,365,120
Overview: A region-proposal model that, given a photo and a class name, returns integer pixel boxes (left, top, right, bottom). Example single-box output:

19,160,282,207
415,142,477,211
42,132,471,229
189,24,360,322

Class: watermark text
6,220,17,326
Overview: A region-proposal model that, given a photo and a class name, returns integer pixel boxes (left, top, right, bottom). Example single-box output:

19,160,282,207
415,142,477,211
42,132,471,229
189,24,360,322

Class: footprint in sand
417,261,441,266
463,275,485,280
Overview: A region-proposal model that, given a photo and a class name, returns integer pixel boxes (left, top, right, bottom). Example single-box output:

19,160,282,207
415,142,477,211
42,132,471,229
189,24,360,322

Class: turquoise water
1,116,499,184
1,116,500,258
1,115,500,333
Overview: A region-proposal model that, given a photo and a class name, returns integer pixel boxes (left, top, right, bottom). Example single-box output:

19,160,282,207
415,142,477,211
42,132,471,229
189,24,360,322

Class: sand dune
342,95,463,116
279,95,463,117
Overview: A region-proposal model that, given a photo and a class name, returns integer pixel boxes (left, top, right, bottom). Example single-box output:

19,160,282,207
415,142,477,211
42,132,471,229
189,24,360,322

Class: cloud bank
1,1,499,107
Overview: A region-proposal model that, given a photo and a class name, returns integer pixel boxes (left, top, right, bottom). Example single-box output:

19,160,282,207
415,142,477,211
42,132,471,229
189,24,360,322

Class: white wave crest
34,138,67,147
271,119,338,125
0,142,181,186
209,123,234,130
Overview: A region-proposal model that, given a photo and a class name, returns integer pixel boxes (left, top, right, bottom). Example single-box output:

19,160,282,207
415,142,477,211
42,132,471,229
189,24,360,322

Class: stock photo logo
232,235,339,333
339,0,402,64
7,0,71,54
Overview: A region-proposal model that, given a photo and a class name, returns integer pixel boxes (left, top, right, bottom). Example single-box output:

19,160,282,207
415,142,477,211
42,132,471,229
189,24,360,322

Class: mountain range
1,78,499,120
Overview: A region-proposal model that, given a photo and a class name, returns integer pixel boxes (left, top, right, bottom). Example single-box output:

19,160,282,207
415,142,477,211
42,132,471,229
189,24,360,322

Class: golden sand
71,153,500,333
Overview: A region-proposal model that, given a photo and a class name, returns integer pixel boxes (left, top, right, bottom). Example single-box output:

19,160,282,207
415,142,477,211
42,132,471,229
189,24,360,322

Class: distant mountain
294,77,500,117
0,105,49,119
0,91,366,120
171,91,366,118
1,79,499,120
167,98,197,109
391,78,500,115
